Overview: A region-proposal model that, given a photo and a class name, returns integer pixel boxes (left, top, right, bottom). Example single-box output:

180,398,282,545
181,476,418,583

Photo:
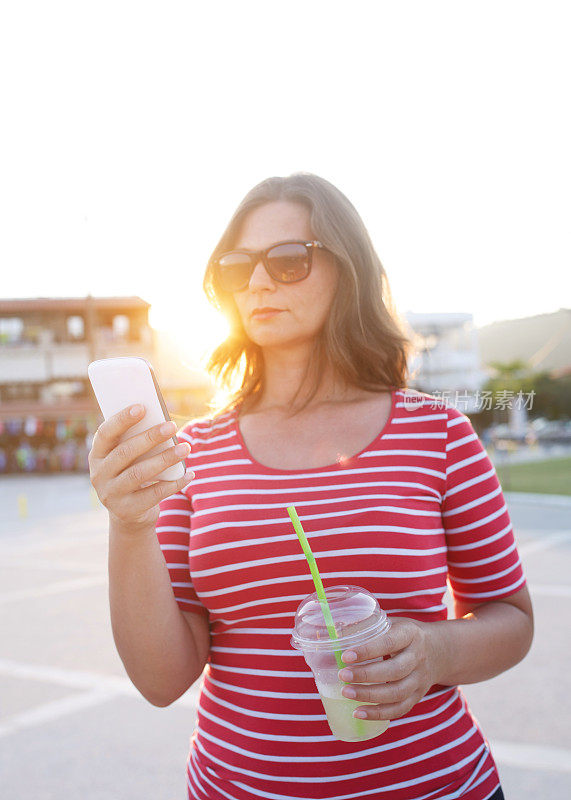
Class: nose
247,258,275,291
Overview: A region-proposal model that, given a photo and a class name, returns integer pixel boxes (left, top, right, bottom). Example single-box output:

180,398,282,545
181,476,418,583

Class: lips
251,307,284,318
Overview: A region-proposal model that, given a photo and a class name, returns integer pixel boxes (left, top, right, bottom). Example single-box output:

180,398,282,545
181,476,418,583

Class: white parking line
0,532,104,556
0,575,108,604
0,657,140,691
490,739,571,773
0,657,201,737
0,687,120,736
0,557,105,573
528,583,571,598
519,531,571,556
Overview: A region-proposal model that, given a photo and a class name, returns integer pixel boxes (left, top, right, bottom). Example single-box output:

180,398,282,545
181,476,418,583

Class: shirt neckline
232,387,399,474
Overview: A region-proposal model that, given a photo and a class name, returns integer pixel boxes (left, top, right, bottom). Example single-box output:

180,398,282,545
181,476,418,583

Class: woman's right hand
88,404,193,534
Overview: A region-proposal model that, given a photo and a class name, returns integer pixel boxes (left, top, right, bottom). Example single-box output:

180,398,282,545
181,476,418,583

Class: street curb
504,492,571,507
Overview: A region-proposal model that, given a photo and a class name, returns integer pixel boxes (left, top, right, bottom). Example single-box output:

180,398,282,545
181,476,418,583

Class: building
0,296,213,474
404,311,488,414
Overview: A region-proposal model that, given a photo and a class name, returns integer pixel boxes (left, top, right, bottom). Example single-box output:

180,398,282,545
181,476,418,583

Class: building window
0,317,24,344
113,315,129,339
67,316,85,340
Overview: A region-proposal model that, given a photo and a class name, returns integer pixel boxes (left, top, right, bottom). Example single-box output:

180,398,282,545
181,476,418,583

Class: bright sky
1,1,570,366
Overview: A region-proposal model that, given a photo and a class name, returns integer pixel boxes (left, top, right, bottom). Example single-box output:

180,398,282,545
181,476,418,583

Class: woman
89,173,533,800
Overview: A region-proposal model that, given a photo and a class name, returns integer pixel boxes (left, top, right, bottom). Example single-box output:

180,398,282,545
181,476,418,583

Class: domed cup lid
290,584,390,652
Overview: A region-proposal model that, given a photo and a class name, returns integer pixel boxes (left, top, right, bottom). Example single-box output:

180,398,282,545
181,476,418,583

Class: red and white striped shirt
156,388,526,800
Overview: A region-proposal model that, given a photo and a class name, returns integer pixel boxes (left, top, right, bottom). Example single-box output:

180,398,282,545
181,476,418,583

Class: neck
246,342,350,414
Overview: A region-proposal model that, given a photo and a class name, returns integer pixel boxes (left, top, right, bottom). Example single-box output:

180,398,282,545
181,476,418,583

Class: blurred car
484,418,571,446
484,423,529,445
530,418,571,443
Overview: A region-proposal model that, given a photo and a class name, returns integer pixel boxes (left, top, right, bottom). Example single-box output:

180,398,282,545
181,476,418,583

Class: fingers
341,619,413,665
339,648,416,686
353,689,424,721
109,420,183,481
92,414,183,484
342,672,417,705
130,467,195,514
107,466,195,530
90,404,146,461
114,440,191,495
338,652,417,716
345,673,423,721
353,677,426,720
337,622,435,722
87,403,196,528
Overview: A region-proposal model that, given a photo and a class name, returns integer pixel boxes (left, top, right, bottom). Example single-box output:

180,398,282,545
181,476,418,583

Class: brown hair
203,172,413,414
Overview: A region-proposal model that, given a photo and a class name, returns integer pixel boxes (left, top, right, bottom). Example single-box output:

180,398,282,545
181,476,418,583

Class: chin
247,328,304,348
244,321,318,350
248,333,290,348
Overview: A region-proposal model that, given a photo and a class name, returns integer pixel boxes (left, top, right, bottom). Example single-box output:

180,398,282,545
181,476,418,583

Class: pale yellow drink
316,680,390,741
291,584,392,743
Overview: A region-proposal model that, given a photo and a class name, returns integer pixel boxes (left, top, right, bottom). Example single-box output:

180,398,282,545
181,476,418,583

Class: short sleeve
156,488,209,619
442,405,526,604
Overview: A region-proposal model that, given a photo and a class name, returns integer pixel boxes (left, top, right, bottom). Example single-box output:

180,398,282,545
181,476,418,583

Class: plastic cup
291,584,391,742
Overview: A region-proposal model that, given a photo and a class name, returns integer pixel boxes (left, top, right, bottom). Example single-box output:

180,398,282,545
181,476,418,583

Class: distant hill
476,308,571,376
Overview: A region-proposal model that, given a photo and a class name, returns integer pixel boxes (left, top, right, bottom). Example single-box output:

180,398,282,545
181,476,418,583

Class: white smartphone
87,356,186,482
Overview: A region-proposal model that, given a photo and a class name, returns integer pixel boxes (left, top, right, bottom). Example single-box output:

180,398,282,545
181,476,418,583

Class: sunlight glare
149,297,230,368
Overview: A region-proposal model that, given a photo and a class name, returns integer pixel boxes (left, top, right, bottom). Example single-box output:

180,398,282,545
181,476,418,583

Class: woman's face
228,201,338,351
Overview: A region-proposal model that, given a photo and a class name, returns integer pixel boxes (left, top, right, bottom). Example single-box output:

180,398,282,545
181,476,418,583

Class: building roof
0,296,151,314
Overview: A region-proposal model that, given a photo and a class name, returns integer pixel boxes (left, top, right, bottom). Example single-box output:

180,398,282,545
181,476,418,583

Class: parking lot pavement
1,474,570,799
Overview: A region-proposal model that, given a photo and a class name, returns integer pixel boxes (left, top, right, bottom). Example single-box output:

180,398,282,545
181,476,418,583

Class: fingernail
343,686,356,699
130,404,144,417
181,469,195,490
339,669,353,682
342,651,357,663
160,421,176,434
353,709,367,719
175,442,191,457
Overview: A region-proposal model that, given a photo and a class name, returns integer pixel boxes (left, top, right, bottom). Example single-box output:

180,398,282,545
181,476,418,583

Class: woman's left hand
337,617,444,721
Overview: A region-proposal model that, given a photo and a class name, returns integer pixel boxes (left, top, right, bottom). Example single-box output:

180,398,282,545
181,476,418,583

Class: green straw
287,505,367,736
287,505,345,669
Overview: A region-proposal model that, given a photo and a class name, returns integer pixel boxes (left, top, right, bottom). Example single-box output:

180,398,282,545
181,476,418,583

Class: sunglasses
211,239,325,293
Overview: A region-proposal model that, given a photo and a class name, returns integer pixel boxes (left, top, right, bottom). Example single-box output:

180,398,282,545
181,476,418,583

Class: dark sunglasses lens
266,242,309,282
216,253,253,292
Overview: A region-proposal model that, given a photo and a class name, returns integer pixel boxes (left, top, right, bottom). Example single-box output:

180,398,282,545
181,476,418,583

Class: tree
481,361,570,421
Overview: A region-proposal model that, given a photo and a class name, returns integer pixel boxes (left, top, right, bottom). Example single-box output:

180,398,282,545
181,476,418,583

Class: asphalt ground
0,474,570,799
